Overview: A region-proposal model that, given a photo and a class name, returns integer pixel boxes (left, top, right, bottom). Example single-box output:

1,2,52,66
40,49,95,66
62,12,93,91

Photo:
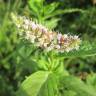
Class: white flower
23,24,29,30
30,35,36,43
74,35,79,39
57,33,62,40
24,19,30,25
55,45,60,49
31,22,37,30
12,14,81,53
63,34,68,38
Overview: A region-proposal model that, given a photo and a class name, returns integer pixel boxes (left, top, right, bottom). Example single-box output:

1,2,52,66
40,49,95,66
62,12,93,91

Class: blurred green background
0,0,96,96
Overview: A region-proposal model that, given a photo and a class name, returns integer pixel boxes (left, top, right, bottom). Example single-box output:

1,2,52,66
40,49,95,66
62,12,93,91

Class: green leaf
57,41,96,58
60,76,96,96
44,8,85,19
28,0,43,17
38,73,59,96
44,2,59,16
86,74,96,89
44,18,60,29
61,90,77,96
16,71,49,96
16,71,58,96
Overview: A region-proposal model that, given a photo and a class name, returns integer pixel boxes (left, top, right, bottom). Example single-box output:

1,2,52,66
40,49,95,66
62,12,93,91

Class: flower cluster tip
11,13,81,53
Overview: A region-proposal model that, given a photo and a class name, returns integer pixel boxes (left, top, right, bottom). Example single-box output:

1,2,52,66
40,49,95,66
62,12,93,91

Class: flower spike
11,13,81,52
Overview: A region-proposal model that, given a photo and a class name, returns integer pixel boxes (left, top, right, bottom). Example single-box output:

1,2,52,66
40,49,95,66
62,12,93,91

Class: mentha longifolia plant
11,13,96,96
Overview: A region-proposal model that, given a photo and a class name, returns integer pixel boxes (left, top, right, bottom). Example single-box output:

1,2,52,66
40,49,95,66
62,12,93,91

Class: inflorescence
11,13,81,52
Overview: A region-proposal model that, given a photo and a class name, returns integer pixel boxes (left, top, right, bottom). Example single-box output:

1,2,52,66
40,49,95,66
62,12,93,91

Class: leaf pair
16,71,96,96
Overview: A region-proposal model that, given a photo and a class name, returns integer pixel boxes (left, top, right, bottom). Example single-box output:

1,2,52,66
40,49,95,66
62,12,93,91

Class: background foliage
0,0,96,96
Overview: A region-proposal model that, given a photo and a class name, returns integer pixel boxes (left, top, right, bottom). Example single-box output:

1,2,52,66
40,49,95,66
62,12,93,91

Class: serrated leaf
16,71,58,96
44,8,85,19
44,2,59,16
57,41,96,58
28,0,43,17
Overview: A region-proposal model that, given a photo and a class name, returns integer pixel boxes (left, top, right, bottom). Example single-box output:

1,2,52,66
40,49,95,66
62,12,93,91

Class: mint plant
28,0,84,29
12,13,96,96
